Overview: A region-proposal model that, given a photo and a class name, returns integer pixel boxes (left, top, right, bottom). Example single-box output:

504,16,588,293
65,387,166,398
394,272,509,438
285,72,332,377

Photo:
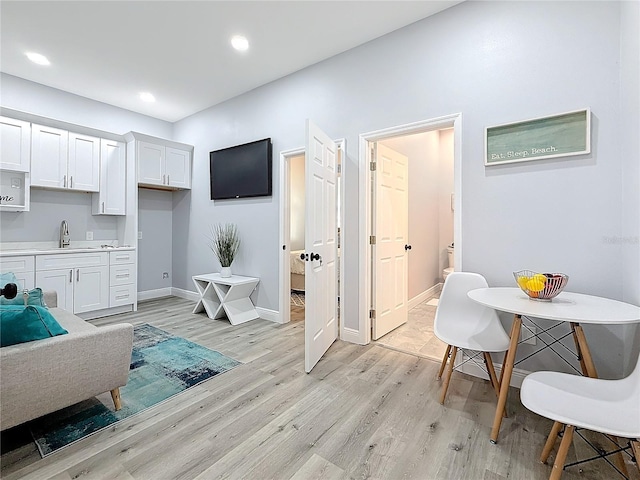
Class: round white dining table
467,287,640,444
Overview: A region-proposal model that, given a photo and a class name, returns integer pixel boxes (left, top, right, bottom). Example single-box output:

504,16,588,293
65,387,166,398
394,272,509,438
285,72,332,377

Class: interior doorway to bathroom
358,114,462,359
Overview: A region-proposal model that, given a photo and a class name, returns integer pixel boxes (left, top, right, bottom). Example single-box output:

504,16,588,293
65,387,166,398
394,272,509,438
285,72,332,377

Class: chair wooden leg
490,314,521,443
632,440,640,474
438,345,452,379
439,346,458,404
550,425,574,480
541,421,564,463
110,388,122,411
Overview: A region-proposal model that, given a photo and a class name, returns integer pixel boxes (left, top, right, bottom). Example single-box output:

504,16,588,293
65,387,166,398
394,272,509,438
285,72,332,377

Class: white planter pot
220,266,232,278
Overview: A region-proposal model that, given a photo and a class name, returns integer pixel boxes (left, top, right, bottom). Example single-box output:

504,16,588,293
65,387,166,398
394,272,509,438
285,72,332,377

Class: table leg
490,314,521,443
570,322,628,478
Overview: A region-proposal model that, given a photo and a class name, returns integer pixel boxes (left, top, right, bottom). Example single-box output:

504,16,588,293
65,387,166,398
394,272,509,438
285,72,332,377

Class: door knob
310,252,321,261
405,244,412,251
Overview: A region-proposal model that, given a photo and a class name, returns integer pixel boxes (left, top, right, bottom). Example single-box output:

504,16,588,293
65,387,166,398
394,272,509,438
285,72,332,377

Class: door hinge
337,163,341,174
369,309,376,319
370,161,376,171
369,235,376,245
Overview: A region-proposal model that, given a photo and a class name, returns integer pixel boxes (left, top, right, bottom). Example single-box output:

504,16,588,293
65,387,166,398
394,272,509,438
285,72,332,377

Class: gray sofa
0,292,133,431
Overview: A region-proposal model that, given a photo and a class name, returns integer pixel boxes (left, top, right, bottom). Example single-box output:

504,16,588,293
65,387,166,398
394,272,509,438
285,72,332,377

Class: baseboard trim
137,288,172,302
408,283,443,311
456,355,530,389
257,307,280,323
171,287,198,302
341,326,367,345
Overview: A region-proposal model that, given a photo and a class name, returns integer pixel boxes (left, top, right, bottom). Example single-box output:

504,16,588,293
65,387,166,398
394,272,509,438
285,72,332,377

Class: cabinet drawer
110,284,136,307
109,250,136,266
110,263,136,286
36,252,108,270
0,255,35,273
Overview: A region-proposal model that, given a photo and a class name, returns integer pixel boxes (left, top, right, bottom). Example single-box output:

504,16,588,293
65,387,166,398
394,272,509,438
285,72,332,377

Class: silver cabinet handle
163,174,166,184
69,269,73,283
70,176,73,188
102,202,105,213
167,175,170,185
76,269,79,282
63,175,67,188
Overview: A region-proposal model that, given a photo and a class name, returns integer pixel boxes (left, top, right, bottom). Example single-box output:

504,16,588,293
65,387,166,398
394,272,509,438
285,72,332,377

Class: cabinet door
138,141,165,186
31,124,68,188
0,116,31,172
165,147,191,189
36,268,74,312
74,265,109,314
93,139,126,215
68,133,100,192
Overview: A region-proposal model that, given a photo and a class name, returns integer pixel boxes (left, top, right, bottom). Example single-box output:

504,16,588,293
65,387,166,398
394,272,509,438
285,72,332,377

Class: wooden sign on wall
485,108,591,166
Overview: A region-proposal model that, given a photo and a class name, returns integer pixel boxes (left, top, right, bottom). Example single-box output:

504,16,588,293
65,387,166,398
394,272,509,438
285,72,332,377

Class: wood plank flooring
1,297,637,480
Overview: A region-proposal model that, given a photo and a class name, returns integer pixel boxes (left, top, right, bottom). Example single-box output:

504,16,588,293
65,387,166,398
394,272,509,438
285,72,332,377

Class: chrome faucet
60,220,70,248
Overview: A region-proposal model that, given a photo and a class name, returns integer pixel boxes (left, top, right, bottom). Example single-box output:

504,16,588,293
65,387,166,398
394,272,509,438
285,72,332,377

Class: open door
372,143,409,340
304,120,338,372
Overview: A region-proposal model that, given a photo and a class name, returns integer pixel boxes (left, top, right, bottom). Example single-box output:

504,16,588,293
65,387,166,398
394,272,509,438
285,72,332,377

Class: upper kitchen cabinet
31,125,100,192
0,116,31,172
92,139,126,215
132,135,192,190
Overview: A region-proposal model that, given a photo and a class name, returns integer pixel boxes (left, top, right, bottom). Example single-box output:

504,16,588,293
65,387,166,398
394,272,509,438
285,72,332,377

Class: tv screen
210,138,272,200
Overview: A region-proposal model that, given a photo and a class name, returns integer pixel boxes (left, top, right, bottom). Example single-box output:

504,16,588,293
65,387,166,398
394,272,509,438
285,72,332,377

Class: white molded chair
434,272,511,404
520,353,640,480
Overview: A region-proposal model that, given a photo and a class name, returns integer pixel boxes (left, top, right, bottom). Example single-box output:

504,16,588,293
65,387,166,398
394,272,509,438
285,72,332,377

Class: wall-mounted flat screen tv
210,138,272,200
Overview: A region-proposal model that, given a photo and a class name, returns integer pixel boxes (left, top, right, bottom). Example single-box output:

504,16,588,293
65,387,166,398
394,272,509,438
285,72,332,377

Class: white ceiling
0,1,462,123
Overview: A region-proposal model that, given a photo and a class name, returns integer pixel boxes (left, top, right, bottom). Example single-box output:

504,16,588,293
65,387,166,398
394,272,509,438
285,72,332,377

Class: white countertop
0,241,135,257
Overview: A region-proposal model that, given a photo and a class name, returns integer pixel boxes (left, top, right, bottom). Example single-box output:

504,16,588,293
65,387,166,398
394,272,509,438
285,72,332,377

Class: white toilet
443,245,454,281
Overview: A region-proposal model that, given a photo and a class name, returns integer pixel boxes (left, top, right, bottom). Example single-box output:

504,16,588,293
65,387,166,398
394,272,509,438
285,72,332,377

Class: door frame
279,140,346,330
358,114,463,344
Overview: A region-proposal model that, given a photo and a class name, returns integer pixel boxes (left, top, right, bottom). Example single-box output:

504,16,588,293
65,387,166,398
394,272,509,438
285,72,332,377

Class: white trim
456,357,531,389
279,147,305,326
359,114,463,346
171,287,198,302
78,304,132,320
137,287,172,302
408,283,442,311
257,307,280,324
341,327,367,345
336,139,346,342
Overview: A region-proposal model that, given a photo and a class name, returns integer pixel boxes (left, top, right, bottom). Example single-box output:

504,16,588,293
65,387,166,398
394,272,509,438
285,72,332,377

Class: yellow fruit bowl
513,270,569,301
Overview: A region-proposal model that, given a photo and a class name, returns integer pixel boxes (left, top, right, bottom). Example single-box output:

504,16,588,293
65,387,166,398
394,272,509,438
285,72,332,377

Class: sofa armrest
43,290,57,308
0,323,133,430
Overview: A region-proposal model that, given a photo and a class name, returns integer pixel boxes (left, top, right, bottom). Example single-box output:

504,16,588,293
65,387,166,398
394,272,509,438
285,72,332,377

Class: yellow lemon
533,274,547,283
526,279,545,292
517,276,530,289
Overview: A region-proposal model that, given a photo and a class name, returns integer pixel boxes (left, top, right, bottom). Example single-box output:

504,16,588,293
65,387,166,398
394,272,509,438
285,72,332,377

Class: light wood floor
1,297,637,480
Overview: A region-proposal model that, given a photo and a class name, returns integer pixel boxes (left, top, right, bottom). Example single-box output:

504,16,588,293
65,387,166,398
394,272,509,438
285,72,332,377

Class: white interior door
304,120,338,373
372,143,409,340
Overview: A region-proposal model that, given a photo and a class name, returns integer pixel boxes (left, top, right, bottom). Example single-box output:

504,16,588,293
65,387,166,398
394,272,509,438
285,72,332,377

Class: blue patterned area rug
29,324,241,457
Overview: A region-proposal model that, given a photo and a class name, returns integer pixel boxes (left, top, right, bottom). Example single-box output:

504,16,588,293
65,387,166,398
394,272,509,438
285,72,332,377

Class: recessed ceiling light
26,52,50,66
231,35,249,52
139,92,156,103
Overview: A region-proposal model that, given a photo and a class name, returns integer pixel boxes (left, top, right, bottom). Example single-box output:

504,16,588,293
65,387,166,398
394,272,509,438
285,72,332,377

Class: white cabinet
35,252,109,314
109,250,136,307
0,255,35,291
138,141,191,189
31,125,100,192
92,139,126,215
0,116,31,172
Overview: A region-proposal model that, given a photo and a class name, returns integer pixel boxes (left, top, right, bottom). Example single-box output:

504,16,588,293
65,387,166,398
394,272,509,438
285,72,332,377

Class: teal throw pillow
0,305,68,347
0,272,21,290
0,287,47,307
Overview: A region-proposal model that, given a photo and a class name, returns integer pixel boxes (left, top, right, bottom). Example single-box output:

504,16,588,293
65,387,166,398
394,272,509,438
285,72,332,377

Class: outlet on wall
138,231,142,239
86,231,93,240
162,272,169,279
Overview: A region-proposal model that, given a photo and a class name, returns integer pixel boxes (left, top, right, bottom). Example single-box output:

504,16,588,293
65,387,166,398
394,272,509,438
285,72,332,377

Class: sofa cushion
49,307,97,333
0,272,20,290
1,288,47,307
0,305,68,347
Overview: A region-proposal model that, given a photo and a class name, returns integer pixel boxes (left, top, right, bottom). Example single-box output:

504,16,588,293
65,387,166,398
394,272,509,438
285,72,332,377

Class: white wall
289,155,305,251
138,189,173,292
172,1,636,377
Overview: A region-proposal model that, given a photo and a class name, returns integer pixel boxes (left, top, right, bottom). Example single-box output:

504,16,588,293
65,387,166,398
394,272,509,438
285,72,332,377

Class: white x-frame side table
192,273,260,325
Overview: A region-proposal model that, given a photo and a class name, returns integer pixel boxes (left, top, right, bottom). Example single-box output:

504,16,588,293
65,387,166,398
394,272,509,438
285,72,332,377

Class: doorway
358,114,463,349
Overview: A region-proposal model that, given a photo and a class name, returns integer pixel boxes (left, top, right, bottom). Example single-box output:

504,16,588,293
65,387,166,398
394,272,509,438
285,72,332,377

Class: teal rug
29,324,241,456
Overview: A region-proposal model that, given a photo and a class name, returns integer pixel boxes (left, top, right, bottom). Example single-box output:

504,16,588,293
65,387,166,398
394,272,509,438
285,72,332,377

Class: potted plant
208,223,240,277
